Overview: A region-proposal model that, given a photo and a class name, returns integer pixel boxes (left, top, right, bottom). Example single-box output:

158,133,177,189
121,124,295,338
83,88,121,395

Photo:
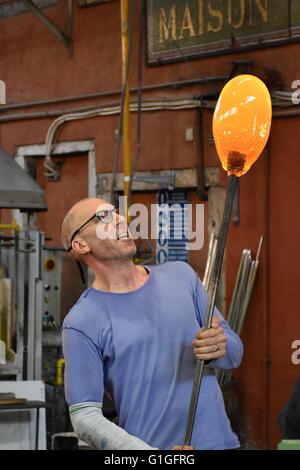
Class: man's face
79,202,136,261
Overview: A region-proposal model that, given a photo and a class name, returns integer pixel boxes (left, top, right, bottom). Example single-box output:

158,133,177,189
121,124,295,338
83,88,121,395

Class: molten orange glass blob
213,74,272,177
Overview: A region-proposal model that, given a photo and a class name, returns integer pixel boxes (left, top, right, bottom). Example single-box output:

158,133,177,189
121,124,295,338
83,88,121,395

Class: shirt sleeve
62,327,104,405
70,403,158,450
194,275,243,370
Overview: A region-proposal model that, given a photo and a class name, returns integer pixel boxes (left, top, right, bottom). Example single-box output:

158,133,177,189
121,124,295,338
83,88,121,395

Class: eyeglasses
67,207,117,253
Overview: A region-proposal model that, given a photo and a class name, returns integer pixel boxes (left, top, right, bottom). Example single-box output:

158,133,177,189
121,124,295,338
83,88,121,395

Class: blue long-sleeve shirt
62,261,243,449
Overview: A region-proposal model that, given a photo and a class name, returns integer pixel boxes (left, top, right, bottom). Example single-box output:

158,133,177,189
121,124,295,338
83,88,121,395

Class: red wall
1,0,300,448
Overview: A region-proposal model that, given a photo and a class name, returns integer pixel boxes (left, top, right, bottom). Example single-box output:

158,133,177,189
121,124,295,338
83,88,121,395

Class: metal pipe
224,238,263,385
195,104,208,201
218,249,250,387
39,97,201,178
121,0,132,216
237,252,260,335
0,76,228,113
184,175,239,445
67,0,73,56
0,96,203,124
203,233,216,289
217,249,249,386
0,109,63,123
236,262,257,336
230,250,251,333
0,221,20,232
206,238,217,291
226,251,244,326
128,0,144,205
273,108,300,118
56,358,65,386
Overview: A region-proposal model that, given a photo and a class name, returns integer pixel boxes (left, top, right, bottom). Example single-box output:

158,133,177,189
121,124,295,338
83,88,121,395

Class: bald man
61,198,243,450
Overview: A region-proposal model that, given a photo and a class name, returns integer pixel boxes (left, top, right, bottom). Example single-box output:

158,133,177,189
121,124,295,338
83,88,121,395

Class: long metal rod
203,233,215,289
226,251,246,326
236,237,263,337
67,0,73,56
184,174,239,445
230,250,251,333
219,237,263,386
111,0,135,203
222,237,263,385
121,0,132,216
128,0,144,205
196,104,207,201
217,250,248,386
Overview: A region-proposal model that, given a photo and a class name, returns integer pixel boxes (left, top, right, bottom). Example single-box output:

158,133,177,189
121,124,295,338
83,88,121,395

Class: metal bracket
18,232,38,253
21,0,73,56
133,171,175,190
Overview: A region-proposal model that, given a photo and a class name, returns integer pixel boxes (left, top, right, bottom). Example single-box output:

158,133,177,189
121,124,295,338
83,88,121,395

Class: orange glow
213,75,272,176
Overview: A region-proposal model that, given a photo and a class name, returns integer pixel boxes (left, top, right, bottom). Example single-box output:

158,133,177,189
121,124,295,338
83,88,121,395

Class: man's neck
91,259,149,293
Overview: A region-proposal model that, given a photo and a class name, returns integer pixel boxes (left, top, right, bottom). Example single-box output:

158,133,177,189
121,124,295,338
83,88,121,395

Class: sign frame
146,0,300,65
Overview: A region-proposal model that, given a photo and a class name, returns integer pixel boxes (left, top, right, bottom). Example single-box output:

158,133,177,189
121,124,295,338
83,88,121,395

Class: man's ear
71,237,91,255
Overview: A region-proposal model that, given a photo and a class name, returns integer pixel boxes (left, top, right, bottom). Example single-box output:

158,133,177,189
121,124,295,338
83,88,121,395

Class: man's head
61,198,136,266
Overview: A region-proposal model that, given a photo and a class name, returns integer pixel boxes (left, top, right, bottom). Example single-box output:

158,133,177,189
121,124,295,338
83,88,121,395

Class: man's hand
192,316,226,361
172,445,194,450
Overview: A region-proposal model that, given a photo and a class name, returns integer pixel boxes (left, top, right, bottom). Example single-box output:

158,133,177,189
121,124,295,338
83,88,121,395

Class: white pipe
44,98,202,178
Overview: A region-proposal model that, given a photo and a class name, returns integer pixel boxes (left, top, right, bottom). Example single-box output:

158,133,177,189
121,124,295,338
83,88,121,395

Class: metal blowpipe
184,175,239,445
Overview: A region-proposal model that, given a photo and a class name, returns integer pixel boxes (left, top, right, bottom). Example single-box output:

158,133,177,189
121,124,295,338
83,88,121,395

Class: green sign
147,0,300,64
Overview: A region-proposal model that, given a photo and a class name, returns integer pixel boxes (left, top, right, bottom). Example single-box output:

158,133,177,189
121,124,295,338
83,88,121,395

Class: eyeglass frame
66,207,117,253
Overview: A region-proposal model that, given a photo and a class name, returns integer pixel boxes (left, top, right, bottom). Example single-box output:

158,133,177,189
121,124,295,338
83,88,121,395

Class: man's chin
119,240,137,256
